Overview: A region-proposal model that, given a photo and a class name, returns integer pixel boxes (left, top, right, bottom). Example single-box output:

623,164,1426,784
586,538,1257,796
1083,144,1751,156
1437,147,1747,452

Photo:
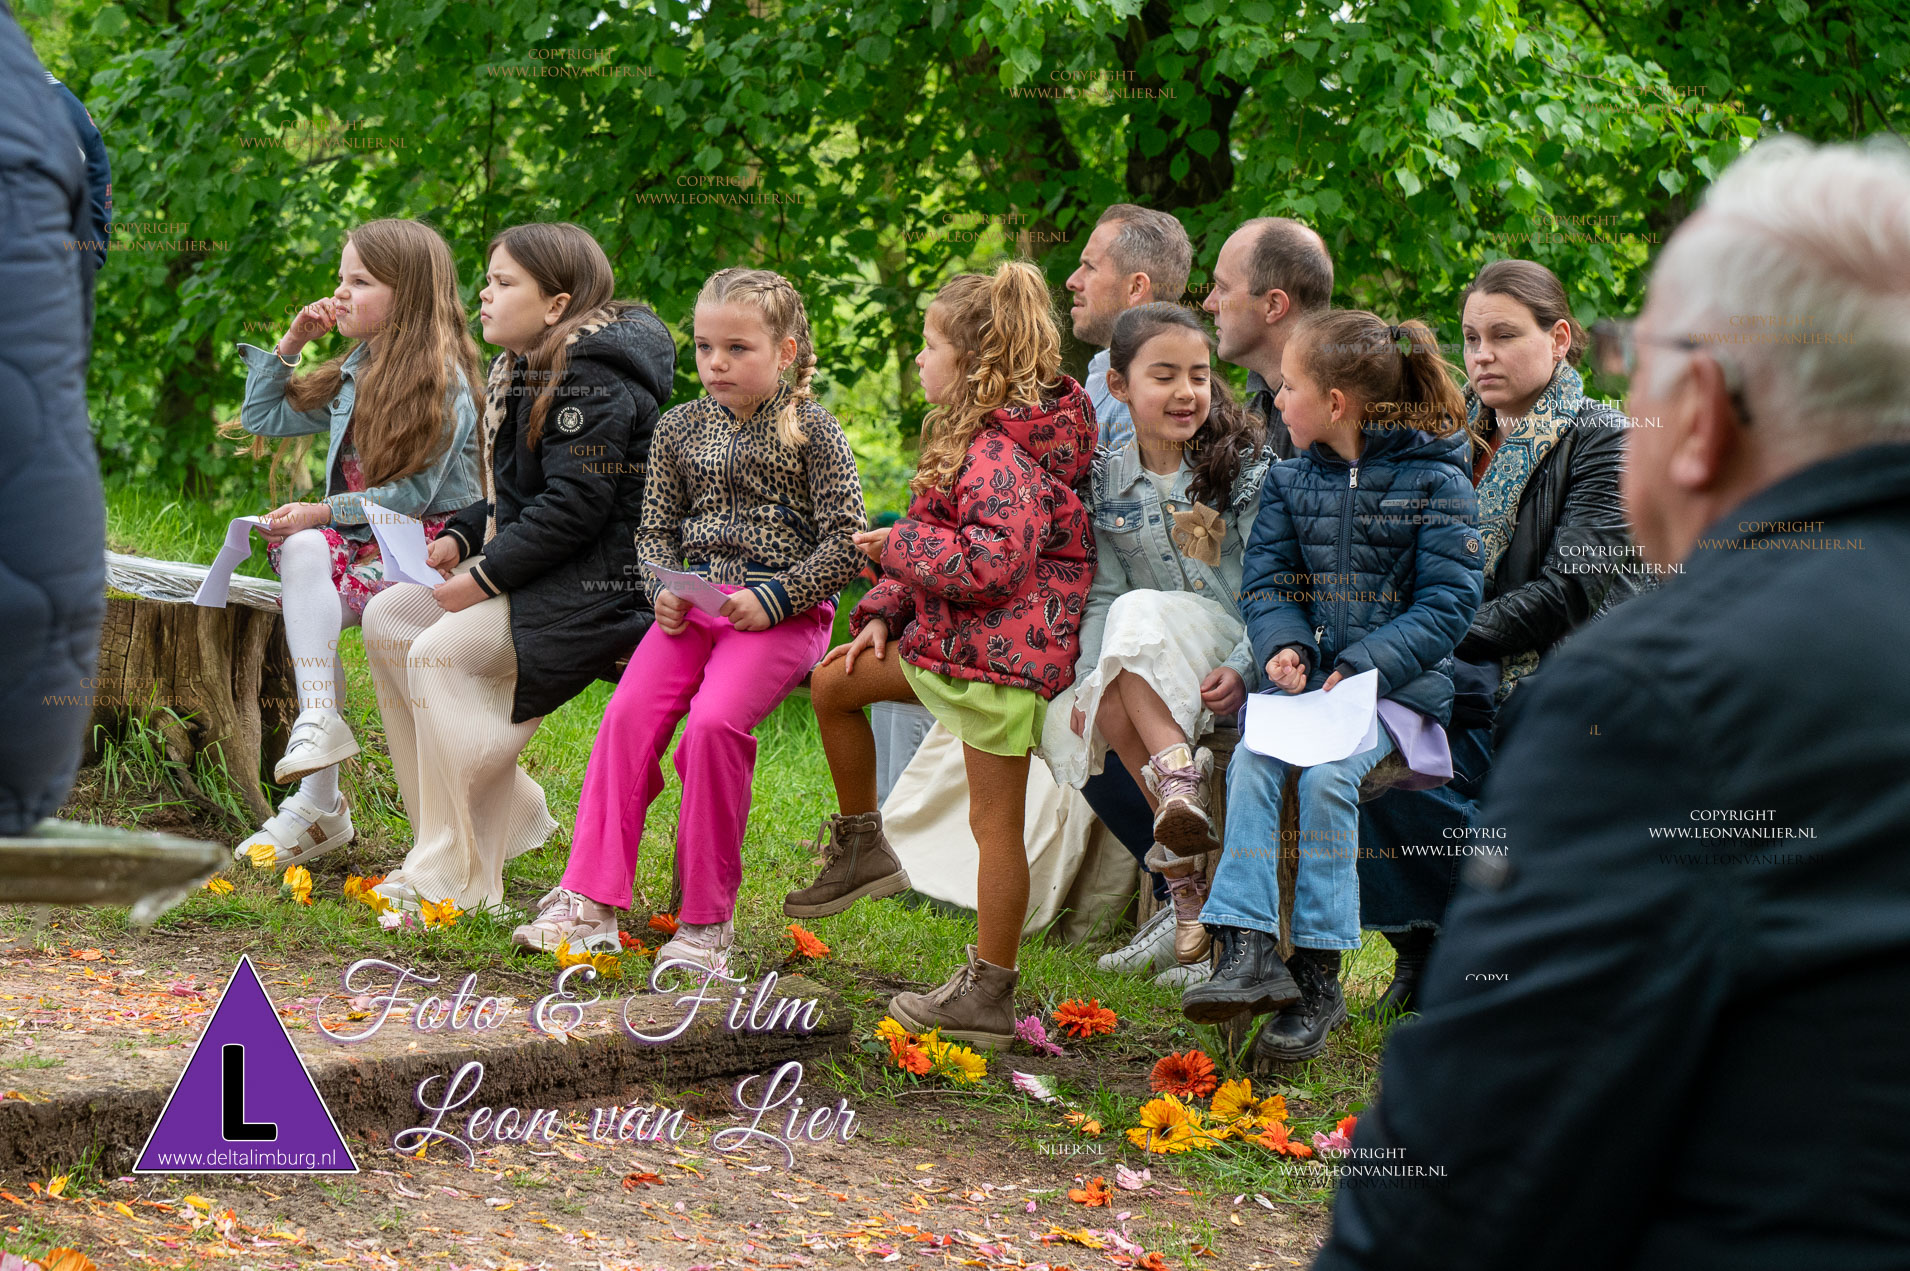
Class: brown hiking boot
1142,742,1218,859
783,811,911,918
888,944,1018,1050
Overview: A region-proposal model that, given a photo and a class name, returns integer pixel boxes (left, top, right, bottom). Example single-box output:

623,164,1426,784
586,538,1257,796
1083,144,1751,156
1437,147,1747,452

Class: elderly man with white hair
1314,135,1910,1270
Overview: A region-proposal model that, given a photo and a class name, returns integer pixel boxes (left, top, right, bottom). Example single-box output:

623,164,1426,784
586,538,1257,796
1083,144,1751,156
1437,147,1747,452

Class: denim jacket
236,342,482,539
1077,438,1273,691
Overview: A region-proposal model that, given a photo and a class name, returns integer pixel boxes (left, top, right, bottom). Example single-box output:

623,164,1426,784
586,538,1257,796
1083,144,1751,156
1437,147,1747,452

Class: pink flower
1313,1128,1355,1158
1015,1014,1066,1057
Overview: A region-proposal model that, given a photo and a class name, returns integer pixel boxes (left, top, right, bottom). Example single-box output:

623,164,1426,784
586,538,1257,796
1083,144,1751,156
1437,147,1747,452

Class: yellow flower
420,898,461,928
875,1017,911,1046
1212,1078,1288,1132
246,841,278,869
939,1043,987,1085
1126,1095,1198,1154
281,865,313,906
202,877,234,895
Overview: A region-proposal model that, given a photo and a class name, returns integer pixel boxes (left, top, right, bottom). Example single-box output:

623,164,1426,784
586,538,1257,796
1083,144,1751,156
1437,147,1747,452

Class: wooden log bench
93,553,298,826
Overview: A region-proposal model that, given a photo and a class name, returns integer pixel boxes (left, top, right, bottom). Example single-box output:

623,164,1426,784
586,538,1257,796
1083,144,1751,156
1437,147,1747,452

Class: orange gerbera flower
648,912,680,936
1254,1121,1315,1157
1053,998,1118,1038
617,931,650,954
1067,1177,1112,1206
787,922,831,959
1149,1049,1218,1099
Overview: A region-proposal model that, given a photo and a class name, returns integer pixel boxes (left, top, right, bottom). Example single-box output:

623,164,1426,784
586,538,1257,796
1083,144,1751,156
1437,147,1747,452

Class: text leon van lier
316,957,858,1167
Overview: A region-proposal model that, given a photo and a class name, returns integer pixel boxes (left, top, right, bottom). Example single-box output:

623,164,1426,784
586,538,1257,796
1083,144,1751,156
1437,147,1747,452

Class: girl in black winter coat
362,223,675,916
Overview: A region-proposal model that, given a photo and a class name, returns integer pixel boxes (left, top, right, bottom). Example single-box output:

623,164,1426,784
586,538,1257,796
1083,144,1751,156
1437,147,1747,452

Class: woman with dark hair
361,222,676,915
1356,258,1649,1016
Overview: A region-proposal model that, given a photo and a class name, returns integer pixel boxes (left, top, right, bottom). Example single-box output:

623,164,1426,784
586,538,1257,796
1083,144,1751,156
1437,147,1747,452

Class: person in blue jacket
44,70,110,281
1180,311,1482,1065
0,12,106,836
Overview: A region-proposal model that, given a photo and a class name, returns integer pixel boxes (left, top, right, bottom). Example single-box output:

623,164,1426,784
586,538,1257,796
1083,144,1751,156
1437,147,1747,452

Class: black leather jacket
1456,397,1649,664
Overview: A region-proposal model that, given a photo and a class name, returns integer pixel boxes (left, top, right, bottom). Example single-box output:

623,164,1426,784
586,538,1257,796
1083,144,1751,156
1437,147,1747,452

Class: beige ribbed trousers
361,555,557,912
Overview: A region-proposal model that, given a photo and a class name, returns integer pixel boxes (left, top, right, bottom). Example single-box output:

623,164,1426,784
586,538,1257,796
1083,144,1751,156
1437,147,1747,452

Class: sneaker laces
1154,762,1203,804
1163,870,1207,920
535,888,591,928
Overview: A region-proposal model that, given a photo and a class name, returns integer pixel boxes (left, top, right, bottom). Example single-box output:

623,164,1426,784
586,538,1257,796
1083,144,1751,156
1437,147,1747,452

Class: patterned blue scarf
1466,363,1585,698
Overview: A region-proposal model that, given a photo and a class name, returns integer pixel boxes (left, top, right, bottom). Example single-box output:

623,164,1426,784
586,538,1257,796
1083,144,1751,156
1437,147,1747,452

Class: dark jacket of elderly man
1315,435,1910,1269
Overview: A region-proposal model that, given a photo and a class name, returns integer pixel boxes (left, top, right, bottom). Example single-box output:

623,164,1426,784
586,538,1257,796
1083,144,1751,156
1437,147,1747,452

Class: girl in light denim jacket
224,218,482,870
1042,303,1270,983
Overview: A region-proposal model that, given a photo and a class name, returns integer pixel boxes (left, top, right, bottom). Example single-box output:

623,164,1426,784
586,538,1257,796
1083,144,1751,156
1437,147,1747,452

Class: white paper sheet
192,516,273,607
361,502,439,586
642,561,731,615
1241,668,1382,766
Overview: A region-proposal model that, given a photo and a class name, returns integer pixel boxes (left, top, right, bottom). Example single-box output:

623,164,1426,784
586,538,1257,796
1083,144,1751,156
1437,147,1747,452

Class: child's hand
719,589,772,632
281,298,339,356
655,589,691,635
1321,669,1345,693
1266,648,1308,695
852,527,891,562
822,619,889,674
1199,666,1247,714
433,572,486,613
1070,705,1087,737
425,535,460,578
261,501,331,540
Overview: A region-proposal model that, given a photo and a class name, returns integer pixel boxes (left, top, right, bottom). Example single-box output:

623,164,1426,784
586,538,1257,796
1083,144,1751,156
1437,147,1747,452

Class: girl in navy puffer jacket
1182,312,1482,1066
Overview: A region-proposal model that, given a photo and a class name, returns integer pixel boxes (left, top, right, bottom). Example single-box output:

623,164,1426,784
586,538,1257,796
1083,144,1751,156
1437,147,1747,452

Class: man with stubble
1203,216,1334,460
1066,203,1194,452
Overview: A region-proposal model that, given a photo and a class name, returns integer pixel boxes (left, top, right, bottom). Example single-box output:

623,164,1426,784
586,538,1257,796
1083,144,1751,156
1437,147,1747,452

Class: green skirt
900,661,1047,757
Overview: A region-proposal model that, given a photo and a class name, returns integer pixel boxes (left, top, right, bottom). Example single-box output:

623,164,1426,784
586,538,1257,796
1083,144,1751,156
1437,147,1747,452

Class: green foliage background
20,0,1908,507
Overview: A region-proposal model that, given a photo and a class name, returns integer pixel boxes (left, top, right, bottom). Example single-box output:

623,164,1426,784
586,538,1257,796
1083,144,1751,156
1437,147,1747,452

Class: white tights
277,528,359,812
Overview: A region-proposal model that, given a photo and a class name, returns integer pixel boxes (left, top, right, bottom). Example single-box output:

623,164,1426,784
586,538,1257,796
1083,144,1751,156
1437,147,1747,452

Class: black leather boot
1180,926,1301,1024
1360,928,1433,1021
1250,947,1348,1065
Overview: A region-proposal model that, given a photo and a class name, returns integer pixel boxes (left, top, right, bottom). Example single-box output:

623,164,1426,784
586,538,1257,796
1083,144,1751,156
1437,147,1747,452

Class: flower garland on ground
875,1017,988,1085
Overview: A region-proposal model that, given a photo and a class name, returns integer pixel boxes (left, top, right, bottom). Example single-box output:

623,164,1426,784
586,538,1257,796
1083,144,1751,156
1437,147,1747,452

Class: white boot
274,709,361,783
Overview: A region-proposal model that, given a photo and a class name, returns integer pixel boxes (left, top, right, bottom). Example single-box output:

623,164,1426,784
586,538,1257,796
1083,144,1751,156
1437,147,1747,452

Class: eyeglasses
1590,317,1755,428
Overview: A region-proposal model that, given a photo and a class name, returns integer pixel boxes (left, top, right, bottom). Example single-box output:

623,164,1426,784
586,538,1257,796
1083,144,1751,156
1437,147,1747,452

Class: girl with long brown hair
1042,301,1270,986
363,222,677,917
229,218,482,870
794,259,1098,1050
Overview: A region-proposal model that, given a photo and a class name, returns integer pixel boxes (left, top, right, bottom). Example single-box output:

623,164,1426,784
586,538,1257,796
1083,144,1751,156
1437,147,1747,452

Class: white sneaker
234,790,354,868
656,919,734,975
1098,904,1176,975
1152,960,1214,989
511,887,622,954
275,709,361,783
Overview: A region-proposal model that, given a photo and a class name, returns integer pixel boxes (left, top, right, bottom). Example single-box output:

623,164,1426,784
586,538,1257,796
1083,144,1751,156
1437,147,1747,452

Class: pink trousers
565,586,833,923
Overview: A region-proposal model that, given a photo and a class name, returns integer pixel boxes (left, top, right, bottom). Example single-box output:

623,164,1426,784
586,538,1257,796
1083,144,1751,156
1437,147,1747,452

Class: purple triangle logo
134,954,356,1173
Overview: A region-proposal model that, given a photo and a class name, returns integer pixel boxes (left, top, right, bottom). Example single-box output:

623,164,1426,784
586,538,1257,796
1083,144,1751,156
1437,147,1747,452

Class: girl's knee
279,528,332,571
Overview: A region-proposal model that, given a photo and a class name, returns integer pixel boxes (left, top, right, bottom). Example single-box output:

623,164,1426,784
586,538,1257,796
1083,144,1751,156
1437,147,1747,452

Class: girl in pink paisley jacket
792,260,1097,1050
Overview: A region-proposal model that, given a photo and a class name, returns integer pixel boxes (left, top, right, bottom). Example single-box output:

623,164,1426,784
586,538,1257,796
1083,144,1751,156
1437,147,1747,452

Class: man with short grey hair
1316,135,1910,1270
1203,216,1333,460
1065,203,1193,450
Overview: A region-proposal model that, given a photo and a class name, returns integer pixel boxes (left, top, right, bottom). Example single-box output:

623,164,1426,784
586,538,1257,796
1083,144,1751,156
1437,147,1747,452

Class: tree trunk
90,556,296,825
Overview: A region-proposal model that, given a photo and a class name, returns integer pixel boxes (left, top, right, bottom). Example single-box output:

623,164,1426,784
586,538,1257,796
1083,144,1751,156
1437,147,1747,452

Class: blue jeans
1201,730,1396,951
1355,725,1493,932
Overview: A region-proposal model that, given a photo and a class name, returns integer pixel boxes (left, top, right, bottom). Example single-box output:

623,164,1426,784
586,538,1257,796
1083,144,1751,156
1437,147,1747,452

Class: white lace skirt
1042,589,1244,788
